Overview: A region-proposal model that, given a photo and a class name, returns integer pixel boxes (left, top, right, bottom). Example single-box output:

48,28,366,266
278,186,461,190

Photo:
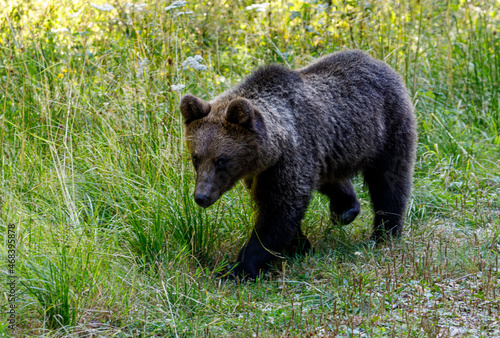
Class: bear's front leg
230,178,313,280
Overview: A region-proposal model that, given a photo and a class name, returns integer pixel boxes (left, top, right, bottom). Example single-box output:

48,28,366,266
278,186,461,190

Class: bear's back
236,64,303,101
298,50,388,78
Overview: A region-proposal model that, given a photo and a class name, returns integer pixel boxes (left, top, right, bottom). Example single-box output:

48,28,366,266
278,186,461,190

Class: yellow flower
58,73,64,79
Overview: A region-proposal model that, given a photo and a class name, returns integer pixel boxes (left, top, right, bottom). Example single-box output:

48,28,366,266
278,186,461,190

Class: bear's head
180,94,266,208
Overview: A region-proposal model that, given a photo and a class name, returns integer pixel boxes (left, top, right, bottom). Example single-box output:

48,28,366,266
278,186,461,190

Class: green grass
0,0,499,336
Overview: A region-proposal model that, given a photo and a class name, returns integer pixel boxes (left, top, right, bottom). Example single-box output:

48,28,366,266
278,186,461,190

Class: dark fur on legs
319,180,361,225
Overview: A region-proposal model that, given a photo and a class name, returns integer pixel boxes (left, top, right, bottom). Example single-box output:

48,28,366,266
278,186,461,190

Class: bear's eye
215,157,228,167
192,155,199,168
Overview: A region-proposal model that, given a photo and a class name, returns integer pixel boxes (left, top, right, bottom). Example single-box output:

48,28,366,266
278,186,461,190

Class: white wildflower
69,10,82,18
171,84,185,92
51,28,70,34
215,75,226,83
165,0,187,11
470,6,484,14
354,251,362,256
175,11,193,17
90,3,115,11
125,3,146,12
181,55,207,71
245,3,269,12
137,57,148,80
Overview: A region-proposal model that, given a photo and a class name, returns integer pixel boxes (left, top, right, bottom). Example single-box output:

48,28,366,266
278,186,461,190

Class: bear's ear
225,98,255,130
180,94,211,124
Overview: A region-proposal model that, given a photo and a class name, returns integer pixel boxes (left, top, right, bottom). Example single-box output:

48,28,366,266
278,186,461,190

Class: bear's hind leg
319,180,361,225
363,157,413,242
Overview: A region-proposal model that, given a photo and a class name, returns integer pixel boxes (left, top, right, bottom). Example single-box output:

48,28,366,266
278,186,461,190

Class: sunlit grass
0,0,499,336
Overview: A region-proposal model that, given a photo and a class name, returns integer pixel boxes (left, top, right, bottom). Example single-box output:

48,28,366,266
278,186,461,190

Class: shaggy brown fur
180,50,417,280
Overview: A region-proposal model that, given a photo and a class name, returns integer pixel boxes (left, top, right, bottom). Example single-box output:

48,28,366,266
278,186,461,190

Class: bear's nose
194,194,209,208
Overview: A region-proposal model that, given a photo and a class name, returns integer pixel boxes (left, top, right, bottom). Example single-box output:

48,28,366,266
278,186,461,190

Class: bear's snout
194,194,210,208
193,180,219,208
194,167,233,208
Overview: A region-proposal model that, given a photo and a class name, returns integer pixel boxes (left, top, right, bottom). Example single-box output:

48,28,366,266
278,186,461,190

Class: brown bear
180,50,417,280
